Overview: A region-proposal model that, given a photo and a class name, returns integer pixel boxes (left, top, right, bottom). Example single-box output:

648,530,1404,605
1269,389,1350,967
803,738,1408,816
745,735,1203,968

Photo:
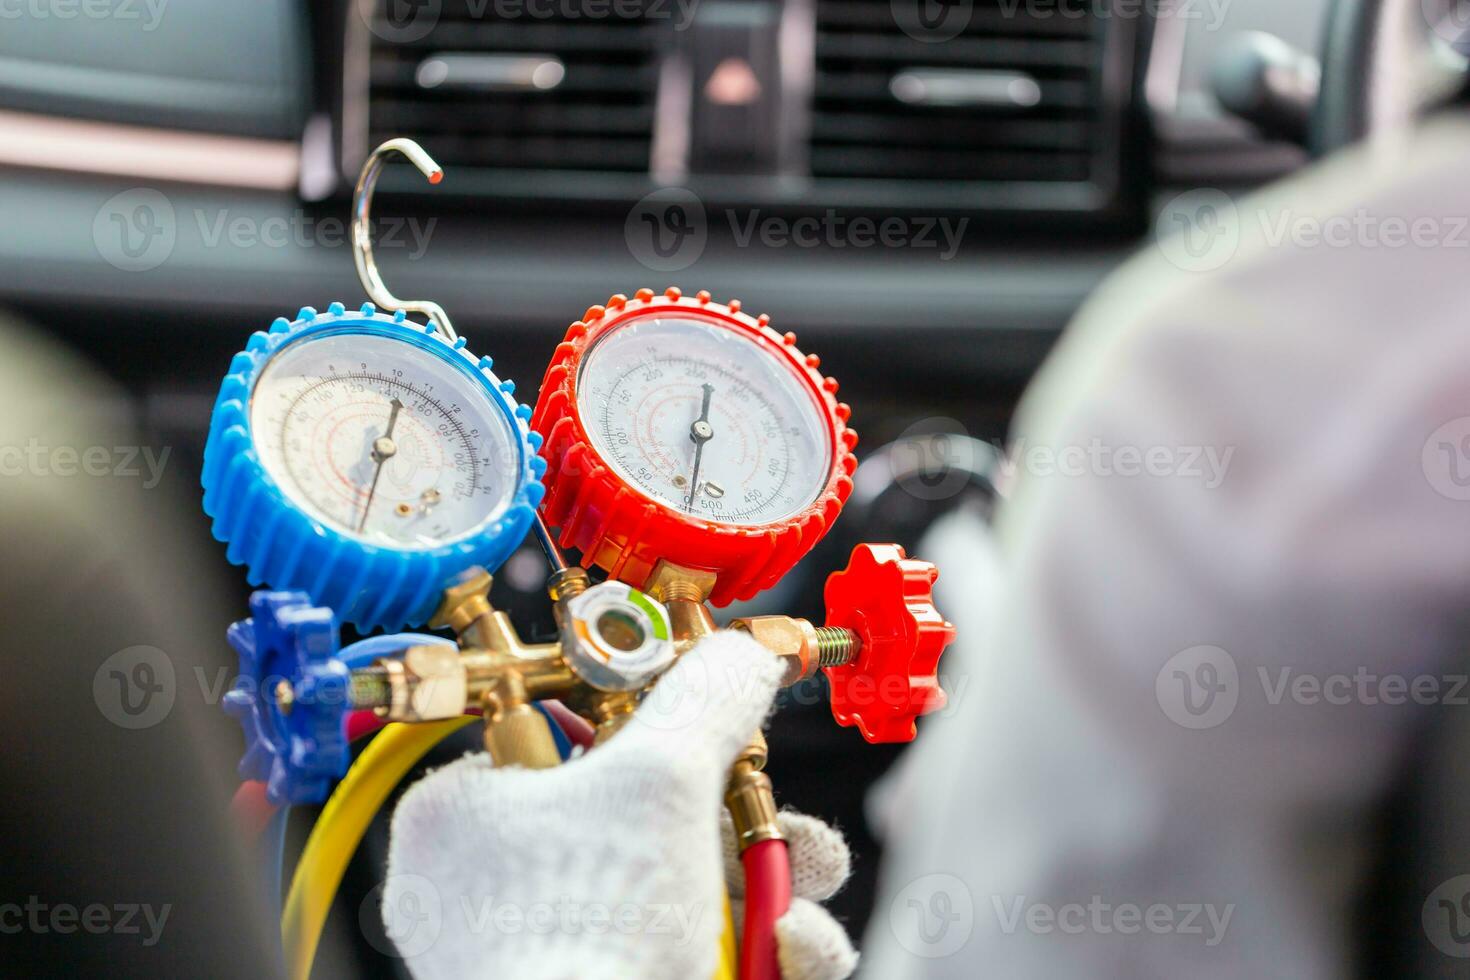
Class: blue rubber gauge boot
202,303,545,630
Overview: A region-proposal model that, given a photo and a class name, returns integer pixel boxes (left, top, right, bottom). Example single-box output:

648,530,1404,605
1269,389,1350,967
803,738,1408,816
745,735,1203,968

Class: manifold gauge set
204,140,955,980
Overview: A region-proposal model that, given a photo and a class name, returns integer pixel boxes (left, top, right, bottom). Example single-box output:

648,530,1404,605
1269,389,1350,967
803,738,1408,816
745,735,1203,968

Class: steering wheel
1312,0,1470,154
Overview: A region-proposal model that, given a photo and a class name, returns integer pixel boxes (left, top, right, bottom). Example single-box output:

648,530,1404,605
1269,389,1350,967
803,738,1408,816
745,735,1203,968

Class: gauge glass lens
250,332,520,548
576,315,833,526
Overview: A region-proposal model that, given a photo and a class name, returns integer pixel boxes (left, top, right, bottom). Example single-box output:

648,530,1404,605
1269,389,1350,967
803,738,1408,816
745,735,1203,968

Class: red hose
541,699,596,749
229,780,278,839
739,838,792,980
346,703,596,749
346,709,388,742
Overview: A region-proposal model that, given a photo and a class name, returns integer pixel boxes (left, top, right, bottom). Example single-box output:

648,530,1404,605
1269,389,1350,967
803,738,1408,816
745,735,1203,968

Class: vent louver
811,0,1119,193
357,0,1133,215
366,1,661,174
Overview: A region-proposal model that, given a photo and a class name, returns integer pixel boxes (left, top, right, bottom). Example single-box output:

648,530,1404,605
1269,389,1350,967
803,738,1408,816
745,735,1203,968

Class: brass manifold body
315,561,865,850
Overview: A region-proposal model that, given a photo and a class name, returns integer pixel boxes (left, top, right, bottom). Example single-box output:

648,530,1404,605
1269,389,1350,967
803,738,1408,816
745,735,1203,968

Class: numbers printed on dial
576,315,833,526
250,332,520,548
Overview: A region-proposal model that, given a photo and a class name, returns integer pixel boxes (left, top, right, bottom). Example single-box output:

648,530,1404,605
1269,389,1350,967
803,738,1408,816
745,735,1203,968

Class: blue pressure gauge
202,302,545,630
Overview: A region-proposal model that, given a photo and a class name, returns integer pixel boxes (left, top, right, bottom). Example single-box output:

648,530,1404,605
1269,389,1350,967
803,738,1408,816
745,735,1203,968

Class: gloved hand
382,631,858,980
719,810,858,980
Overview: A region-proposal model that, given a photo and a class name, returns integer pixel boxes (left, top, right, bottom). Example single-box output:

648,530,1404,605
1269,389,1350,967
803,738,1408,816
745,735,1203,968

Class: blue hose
340,632,453,668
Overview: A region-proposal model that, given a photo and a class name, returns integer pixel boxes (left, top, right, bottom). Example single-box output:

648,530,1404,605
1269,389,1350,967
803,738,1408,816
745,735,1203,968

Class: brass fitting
461,650,577,702
547,566,592,606
430,568,496,639
378,643,469,722
587,690,639,745
348,574,577,725
436,570,569,669
729,616,861,686
481,671,561,769
645,560,718,653
724,731,783,851
730,616,821,686
462,607,553,659
645,560,718,605
432,576,580,756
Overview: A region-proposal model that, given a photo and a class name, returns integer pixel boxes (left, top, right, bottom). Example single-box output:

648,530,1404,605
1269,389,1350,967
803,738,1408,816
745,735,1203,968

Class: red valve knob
822,543,956,743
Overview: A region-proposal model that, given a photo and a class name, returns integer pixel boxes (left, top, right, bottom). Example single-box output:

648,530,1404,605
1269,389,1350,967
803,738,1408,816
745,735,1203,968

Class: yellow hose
281,717,474,980
713,887,738,980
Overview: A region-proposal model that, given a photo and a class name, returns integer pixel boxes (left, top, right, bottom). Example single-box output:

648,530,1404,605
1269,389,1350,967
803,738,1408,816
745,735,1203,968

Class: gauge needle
685,383,715,512
357,397,403,533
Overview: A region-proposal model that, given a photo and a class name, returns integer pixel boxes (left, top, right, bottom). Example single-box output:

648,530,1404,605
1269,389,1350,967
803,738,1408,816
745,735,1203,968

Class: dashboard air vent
366,1,661,174
812,0,1123,192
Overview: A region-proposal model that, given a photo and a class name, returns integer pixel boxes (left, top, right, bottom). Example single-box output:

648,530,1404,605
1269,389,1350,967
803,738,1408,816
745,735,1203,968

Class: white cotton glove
719,810,859,980
379,631,852,980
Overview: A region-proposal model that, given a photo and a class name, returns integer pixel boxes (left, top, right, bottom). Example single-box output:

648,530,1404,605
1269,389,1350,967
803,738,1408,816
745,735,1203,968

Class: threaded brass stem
348,668,392,708
547,567,590,602
658,579,707,604
813,627,860,667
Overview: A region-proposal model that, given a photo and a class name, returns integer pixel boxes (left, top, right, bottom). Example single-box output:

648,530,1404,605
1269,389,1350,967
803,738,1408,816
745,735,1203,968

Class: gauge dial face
249,331,521,549
576,314,834,526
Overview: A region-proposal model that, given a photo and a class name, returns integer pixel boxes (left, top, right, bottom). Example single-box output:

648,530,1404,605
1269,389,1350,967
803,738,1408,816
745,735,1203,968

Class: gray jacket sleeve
862,114,1470,979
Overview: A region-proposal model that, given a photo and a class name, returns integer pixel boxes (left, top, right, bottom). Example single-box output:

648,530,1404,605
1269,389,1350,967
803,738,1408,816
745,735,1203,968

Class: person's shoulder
1019,114,1470,435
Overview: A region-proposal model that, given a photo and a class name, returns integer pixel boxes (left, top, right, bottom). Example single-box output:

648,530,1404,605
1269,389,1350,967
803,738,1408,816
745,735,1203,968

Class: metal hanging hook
352,138,457,343
352,138,571,574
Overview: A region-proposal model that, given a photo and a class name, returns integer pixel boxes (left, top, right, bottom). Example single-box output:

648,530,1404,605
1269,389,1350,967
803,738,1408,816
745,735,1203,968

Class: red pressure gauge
532,287,858,605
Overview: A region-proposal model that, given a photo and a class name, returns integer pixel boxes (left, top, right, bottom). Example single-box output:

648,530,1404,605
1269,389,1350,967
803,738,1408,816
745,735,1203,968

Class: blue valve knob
223,591,351,805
